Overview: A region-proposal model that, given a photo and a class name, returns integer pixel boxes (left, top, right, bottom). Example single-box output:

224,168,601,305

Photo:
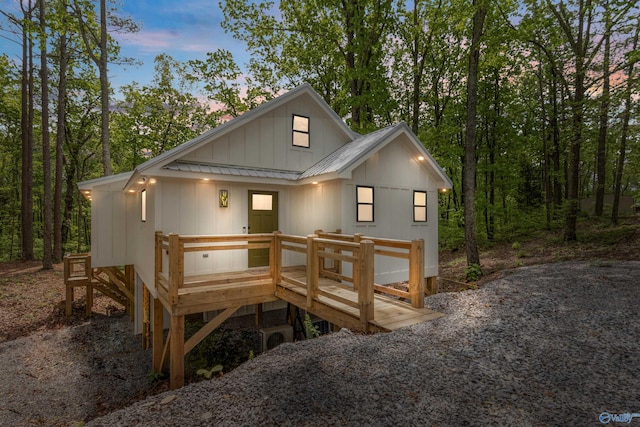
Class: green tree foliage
111,54,215,172
0,0,639,263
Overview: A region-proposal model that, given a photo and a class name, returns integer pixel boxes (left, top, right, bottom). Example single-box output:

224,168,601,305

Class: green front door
248,190,279,267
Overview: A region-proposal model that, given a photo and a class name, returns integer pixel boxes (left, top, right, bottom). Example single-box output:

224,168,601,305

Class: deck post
152,297,164,372
142,285,151,350
426,276,438,295
353,234,364,290
170,314,185,390
168,233,182,306
155,231,163,292
84,255,93,316
358,240,375,331
125,264,135,321
306,234,319,310
271,231,282,287
409,239,425,308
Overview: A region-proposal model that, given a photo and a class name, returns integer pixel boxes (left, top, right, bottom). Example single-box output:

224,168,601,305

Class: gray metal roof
164,125,399,183
299,125,398,179
164,161,302,181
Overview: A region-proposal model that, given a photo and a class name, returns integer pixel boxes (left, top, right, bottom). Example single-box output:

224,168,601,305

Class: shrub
464,263,483,282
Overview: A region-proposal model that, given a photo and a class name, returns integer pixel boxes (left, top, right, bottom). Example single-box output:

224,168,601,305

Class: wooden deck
276,267,443,332
151,231,443,389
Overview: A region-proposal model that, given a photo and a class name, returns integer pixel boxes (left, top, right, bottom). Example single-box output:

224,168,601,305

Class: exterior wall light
219,189,229,207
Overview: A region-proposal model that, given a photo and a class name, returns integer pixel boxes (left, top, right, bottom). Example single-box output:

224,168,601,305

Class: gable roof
300,122,453,188
158,122,452,188
123,83,357,190
79,84,452,191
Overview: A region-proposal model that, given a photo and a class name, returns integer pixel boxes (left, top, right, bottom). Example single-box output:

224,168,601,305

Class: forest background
0,0,638,277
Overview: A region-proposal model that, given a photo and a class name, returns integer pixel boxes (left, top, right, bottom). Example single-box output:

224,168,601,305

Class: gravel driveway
87,261,640,426
2,261,638,426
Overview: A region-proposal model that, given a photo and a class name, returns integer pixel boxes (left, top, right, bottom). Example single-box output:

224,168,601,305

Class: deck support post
426,276,438,295
168,233,183,306
125,264,135,322
358,240,375,331
306,235,319,310
409,239,425,308
152,298,164,372
272,231,282,287
142,285,151,350
170,315,185,390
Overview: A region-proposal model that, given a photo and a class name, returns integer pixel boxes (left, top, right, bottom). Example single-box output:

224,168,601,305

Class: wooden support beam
183,306,239,356
306,235,319,310
142,285,151,350
409,239,425,308
170,315,185,390
168,233,183,306
426,276,438,295
358,240,375,331
152,298,164,372
125,264,135,322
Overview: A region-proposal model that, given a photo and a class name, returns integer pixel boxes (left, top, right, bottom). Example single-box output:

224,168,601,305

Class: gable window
292,114,310,148
356,186,374,222
413,191,427,222
141,189,147,222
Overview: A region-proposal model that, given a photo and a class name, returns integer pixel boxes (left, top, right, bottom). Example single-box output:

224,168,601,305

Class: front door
248,190,279,267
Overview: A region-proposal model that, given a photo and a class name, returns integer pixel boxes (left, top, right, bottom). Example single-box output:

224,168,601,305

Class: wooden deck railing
277,234,375,330
155,231,277,305
316,230,425,308
155,231,424,328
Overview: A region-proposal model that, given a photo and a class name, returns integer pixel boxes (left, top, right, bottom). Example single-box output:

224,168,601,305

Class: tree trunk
21,1,34,261
99,0,111,176
612,19,638,224
54,28,68,262
463,1,486,267
40,0,53,269
594,7,611,217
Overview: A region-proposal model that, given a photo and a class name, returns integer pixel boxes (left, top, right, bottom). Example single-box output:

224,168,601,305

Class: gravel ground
82,261,640,426
0,313,152,427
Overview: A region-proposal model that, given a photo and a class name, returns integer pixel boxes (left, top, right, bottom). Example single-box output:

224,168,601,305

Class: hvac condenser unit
259,324,294,353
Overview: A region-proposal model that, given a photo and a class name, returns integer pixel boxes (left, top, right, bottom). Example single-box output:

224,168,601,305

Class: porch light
440,188,448,193
149,178,157,184
219,189,229,207
312,181,318,185
417,156,425,161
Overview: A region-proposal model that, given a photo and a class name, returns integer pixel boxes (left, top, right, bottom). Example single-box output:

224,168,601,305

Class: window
252,193,273,211
413,191,427,222
292,114,310,148
356,186,374,222
141,189,147,222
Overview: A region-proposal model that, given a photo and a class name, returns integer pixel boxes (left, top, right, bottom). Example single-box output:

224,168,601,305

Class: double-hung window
413,191,427,222
292,114,310,148
356,186,374,222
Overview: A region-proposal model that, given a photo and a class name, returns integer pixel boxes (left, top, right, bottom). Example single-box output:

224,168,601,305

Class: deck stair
63,254,134,317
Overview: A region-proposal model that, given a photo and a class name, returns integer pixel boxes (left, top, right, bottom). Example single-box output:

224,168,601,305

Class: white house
78,83,453,334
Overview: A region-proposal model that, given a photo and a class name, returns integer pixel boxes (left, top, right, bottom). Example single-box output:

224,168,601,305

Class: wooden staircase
63,254,134,318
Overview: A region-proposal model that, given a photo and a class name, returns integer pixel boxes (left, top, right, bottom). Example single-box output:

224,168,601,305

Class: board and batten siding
89,181,129,268
340,137,440,283
181,93,349,172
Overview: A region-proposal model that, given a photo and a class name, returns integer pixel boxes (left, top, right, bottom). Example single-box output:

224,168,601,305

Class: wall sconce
219,190,229,207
